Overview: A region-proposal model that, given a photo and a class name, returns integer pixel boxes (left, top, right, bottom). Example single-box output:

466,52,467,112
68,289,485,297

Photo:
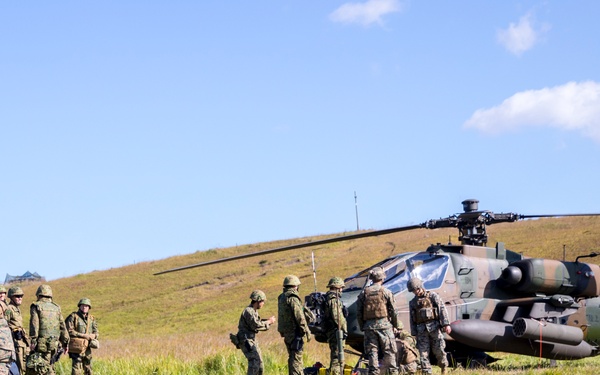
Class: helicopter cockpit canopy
343,252,450,294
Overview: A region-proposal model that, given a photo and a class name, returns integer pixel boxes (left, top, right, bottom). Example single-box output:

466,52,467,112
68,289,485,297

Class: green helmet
283,275,301,287
407,277,423,292
0,286,6,294
250,290,266,302
78,298,92,308
327,277,345,289
369,267,386,281
8,286,24,298
36,284,53,298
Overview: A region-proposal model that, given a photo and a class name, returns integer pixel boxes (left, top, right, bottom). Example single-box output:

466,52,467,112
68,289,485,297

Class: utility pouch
69,337,89,354
291,336,304,351
229,333,241,349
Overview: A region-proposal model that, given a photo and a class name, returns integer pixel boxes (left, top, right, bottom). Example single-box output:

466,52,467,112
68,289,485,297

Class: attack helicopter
155,199,600,366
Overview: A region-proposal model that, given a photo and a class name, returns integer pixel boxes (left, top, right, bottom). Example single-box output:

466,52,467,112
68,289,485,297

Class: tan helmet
36,284,53,298
283,275,301,287
250,290,266,302
407,277,424,292
8,286,24,298
78,298,92,308
369,267,386,281
0,286,6,294
327,277,345,289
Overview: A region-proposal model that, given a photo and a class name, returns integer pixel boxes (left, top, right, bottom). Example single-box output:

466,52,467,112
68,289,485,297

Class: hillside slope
14,216,600,353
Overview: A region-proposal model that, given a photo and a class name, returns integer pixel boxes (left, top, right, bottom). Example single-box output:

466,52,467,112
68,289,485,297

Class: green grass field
10,216,600,374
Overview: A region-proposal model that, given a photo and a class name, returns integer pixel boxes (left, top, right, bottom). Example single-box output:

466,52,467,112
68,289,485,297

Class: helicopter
155,199,600,366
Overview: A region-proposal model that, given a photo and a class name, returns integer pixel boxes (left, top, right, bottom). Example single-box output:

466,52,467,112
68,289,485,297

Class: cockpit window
343,253,415,291
385,253,449,294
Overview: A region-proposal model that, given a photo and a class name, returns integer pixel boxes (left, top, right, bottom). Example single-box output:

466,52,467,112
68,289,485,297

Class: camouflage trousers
240,338,264,375
363,328,398,375
26,350,55,375
415,324,448,374
70,353,93,375
326,332,345,375
0,362,11,375
283,335,304,375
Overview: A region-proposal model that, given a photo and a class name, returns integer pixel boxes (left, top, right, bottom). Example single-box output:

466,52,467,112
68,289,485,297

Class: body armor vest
35,301,61,338
415,292,438,324
363,286,387,320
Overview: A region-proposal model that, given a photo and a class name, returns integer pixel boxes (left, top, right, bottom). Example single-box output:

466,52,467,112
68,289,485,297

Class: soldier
65,298,99,375
356,267,400,375
237,290,276,375
395,326,418,375
28,284,69,375
5,287,29,374
0,286,7,314
407,278,451,375
0,299,16,375
277,275,311,375
323,277,347,375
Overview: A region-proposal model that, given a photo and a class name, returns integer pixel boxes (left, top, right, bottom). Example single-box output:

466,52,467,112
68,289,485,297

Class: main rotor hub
462,199,479,212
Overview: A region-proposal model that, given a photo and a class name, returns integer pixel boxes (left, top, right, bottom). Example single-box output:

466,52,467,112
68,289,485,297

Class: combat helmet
250,290,266,302
407,277,423,292
369,267,386,282
78,298,92,308
36,284,53,298
283,275,301,287
0,286,6,294
327,277,345,289
8,286,24,298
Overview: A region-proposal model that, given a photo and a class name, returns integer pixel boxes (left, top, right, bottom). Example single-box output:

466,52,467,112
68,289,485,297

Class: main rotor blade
518,213,600,219
154,224,423,275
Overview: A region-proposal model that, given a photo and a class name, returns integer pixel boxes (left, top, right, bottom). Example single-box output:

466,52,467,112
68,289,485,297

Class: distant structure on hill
5,271,44,284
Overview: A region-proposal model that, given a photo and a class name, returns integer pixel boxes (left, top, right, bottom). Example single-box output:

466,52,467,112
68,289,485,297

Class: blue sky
2,1,599,281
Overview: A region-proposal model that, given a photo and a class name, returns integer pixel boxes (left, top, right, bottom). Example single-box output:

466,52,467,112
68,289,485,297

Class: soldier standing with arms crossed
407,278,451,375
357,267,400,375
323,277,347,375
5,287,29,374
28,285,69,375
65,298,99,375
237,290,276,375
278,275,311,375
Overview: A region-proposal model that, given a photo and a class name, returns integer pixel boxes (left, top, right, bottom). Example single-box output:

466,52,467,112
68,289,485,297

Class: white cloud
464,81,600,143
330,0,402,27
497,13,549,56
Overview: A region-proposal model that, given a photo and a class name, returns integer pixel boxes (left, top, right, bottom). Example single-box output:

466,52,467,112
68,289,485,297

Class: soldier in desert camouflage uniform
357,267,400,375
65,298,99,375
0,293,16,375
278,275,311,375
323,277,347,375
237,290,276,375
28,284,69,375
408,278,451,375
0,287,7,321
5,286,29,374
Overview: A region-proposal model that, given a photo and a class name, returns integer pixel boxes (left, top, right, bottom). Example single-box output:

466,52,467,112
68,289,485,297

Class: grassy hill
12,216,600,368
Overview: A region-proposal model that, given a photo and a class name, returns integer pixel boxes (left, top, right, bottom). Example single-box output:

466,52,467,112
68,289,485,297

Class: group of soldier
235,268,451,375
0,284,98,375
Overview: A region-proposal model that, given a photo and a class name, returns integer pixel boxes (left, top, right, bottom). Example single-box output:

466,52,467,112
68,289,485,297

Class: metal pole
354,191,360,231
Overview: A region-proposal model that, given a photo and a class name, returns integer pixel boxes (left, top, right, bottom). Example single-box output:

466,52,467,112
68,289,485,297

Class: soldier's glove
13,330,24,341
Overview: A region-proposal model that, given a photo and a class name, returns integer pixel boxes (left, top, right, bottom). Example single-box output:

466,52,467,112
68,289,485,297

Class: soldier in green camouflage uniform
0,286,16,375
394,325,418,375
28,284,70,375
237,290,276,375
5,287,29,374
357,267,400,375
65,298,99,375
408,278,451,375
323,277,347,375
277,275,311,375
